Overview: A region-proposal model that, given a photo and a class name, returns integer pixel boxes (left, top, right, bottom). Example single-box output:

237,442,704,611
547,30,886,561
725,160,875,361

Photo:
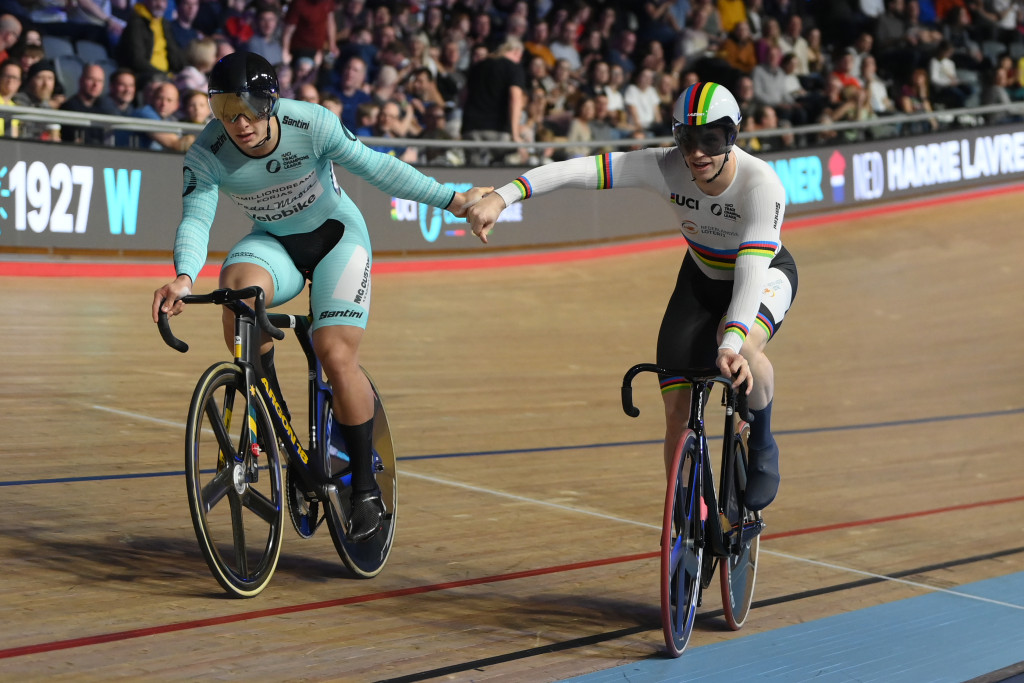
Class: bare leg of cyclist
219,262,276,352
661,387,692,481
218,264,292,420
738,326,780,511
313,324,384,542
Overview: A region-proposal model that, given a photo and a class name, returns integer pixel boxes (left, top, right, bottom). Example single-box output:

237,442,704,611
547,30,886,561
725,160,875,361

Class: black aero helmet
208,51,280,122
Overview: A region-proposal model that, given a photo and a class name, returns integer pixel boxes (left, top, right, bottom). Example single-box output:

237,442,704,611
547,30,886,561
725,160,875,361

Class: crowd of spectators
0,0,1022,159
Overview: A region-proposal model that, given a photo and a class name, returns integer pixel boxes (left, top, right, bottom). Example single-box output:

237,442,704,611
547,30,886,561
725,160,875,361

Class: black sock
259,347,291,423
338,418,377,494
748,400,774,450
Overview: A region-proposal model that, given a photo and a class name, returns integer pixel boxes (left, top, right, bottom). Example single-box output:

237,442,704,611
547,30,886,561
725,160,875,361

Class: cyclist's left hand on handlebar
447,186,494,218
717,349,753,394
152,275,193,323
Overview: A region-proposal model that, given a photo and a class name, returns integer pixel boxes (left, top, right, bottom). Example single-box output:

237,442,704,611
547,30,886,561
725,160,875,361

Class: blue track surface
564,572,1024,682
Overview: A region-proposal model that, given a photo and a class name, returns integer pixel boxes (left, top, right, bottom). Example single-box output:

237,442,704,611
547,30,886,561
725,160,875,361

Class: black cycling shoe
348,490,385,543
745,439,780,512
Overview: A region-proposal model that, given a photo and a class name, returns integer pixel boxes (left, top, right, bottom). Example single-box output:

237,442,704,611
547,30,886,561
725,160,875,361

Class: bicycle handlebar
158,286,285,354
620,362,754,423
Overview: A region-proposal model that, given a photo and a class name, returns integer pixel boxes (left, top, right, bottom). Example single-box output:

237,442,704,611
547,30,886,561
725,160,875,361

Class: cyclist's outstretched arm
466,149,667,244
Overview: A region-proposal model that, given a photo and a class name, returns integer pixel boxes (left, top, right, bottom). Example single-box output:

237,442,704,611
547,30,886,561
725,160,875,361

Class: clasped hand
463,192,508,244
447,186,494,219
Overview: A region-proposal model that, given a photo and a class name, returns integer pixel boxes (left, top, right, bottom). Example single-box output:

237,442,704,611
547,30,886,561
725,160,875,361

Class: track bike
621,364,763,657
158,286,397,598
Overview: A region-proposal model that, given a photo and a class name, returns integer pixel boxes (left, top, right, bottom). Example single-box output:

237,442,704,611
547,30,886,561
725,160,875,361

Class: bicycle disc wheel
720,421,759,629
185,362,284,598
322,367,397,578
661,429,704,658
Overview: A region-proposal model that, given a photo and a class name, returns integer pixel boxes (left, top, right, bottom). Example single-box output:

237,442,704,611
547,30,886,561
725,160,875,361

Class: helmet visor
209,91,276,122
673,122,733,156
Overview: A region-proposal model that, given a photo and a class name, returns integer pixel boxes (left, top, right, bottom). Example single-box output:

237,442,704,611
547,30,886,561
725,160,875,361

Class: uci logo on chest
670,193,699,210
266,159,282,173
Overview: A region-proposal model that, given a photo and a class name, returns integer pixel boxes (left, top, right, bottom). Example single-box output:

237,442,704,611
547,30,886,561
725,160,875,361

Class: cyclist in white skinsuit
152,52,491,541
467,82,797,511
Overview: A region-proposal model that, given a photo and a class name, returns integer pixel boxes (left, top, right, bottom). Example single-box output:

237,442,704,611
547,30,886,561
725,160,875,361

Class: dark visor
672,123,733,156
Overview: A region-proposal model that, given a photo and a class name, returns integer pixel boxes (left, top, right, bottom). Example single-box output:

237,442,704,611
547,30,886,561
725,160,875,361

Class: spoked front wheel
720,421,760,629
185,362,284,598
661,429,704,658
321,367,398,578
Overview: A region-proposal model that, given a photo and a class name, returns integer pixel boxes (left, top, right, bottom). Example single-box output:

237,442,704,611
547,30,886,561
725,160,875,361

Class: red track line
781,181,1023,231
0,552,653,660
3,182,1021,278
761,493,1024,540
4,492,1024,660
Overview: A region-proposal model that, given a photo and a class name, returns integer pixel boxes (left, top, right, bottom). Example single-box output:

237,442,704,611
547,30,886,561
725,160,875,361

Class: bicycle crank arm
721,516,765,550
738,519,766,546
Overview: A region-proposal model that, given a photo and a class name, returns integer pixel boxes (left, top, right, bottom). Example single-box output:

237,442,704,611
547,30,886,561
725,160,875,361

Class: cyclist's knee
313,325,363,376
219,263,275,301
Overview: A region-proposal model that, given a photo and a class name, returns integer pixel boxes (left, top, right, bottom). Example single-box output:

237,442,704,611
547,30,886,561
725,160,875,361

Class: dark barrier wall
1,123,1022,256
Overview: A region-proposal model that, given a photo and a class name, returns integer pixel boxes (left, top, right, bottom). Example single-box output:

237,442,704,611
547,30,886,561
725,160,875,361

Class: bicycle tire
720,421,759,629
321,367,397,578
185,362,284,598
661,429,704,658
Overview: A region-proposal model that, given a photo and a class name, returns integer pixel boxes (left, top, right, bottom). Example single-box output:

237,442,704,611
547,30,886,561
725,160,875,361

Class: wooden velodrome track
1,184,1023,682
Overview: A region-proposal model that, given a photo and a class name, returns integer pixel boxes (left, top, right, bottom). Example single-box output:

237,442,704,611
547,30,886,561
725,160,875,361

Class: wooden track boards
1,189,1022,681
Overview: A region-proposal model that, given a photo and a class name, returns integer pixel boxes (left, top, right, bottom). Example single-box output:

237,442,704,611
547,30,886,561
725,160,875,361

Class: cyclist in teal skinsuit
152,52,490,541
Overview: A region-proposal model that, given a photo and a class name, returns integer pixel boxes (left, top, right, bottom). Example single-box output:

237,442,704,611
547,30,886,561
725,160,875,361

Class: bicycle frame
159,286,400,593
621,364,753,557
262,312,333,485
160,288,331,494
687,376,730,562
622,362,762,653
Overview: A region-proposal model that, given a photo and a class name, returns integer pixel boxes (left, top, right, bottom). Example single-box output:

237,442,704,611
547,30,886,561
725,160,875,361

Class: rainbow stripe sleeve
594,153,613,189
511,176,533,200
493,152,631,208
723,321,749,344
737,240,779,259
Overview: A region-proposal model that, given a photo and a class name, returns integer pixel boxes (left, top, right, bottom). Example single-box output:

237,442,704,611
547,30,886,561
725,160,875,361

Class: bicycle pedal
740,519,766,542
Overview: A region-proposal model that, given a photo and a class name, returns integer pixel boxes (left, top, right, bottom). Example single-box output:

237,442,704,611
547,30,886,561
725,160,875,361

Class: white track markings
762,550,1024,610
93,404,185,428
92,404,1022,608
402,469,661,530
402,470,1024,610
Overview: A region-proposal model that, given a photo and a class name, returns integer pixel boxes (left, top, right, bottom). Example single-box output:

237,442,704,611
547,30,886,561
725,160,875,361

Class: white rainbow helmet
672,82,742,156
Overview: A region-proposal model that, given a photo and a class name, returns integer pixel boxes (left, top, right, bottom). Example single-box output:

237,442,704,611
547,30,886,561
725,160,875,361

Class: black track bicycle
621,364,763,657
158,286,397,598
